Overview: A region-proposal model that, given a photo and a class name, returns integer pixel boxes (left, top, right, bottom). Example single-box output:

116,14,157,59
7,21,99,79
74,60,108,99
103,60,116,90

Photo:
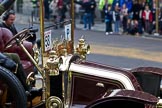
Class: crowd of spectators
30,0,162,36
77,0,162,36
99,0,162,36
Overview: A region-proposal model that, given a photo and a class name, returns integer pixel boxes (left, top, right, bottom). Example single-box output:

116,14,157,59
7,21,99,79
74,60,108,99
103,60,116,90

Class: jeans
83,13,92,30
105,21,112,32
114,20,120,33
138,19,143,34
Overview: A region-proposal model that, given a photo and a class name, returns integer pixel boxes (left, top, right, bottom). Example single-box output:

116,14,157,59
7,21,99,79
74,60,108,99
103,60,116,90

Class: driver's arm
0,0,15,15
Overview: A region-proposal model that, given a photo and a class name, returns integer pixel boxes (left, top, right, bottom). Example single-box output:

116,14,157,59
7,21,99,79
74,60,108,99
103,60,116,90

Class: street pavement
12,10,162,89
12,13,162,64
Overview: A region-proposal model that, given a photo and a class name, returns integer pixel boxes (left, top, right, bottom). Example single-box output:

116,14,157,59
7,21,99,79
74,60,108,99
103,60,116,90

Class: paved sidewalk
75,19,162,39
14,13,162,40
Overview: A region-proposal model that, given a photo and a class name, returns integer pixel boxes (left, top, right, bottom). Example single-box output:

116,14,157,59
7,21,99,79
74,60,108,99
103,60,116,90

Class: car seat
0,27,34,75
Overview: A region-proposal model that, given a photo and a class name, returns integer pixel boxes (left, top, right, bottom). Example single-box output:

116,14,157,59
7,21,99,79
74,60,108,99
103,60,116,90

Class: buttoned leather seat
0,27,34,75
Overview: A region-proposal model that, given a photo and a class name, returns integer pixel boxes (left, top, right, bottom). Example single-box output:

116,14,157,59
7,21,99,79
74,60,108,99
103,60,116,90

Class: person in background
98,0,105,22
103,1,113,35
142,4,153,34
138,2,144,34
49,0,59,29
131,0,141,35
16,0,23,13
90,0,96,26
0,10,17,35
112,3,120,34
159,8,162,34
121,3,128,34
31,0,39,21
57,0,67,28
44,0,50,20
126,0,132,12
75,0,93,30
99,0,114,23
131,1,141,22
127,19,138,35
151,3,156,33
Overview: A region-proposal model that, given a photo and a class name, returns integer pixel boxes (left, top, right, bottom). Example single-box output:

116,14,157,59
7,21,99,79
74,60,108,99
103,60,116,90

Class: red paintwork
70,61,145,107
131,67,162,75
79,61,142,90
86,90,158,108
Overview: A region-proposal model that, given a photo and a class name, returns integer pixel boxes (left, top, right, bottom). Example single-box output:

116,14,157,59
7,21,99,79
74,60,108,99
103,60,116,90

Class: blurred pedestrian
57,0,67,28
131,1,141,21
103,2,113,35
49,0,59,29
159,8,162,34
90,0,96,26
44,0,50,20
98,0,105,22
142,4,153,34
127,19,139,35
31,0,39,21
75,0,93,30
112,3,120,34
151,3,156,33
121,3,128,34
16,0,23,13
98,0,113,23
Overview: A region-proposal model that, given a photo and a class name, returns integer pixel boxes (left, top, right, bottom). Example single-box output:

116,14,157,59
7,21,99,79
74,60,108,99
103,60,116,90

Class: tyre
0,66,27,108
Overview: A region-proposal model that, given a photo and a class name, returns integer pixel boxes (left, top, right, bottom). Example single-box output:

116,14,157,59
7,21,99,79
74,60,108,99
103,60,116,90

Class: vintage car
1,0,162,108
0,27,162,108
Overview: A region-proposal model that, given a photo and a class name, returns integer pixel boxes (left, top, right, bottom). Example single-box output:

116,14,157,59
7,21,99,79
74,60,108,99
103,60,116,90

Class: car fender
86,89,158,108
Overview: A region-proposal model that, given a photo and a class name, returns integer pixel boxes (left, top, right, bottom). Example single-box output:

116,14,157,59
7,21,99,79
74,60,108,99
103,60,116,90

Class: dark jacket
0,22,17,35
90,0,96,12
131,3,141,20
74,0,92,13
103,4,113,22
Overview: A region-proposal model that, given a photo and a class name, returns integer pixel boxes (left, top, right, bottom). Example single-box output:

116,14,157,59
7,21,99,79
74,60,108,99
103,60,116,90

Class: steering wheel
4,29,30,49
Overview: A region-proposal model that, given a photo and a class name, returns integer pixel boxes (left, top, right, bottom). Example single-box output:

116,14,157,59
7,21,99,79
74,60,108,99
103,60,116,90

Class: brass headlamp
45,50,60,76
75,38,90,60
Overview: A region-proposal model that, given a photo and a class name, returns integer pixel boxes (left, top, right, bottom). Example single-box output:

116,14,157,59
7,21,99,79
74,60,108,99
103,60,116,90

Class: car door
66,61,141,107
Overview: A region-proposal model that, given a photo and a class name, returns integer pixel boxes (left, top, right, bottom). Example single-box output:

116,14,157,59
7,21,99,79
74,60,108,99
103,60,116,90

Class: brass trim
18,38,46,102
26,72,35,85
65,71,72,107
96,82,104,88
46,96,63,108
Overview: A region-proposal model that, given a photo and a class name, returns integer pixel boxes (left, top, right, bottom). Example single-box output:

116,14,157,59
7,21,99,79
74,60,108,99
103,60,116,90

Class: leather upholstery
0,27,34,74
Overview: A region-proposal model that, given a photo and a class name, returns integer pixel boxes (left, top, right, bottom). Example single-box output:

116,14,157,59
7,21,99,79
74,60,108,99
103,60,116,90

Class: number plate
44,30,52,52
65,24,71,41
